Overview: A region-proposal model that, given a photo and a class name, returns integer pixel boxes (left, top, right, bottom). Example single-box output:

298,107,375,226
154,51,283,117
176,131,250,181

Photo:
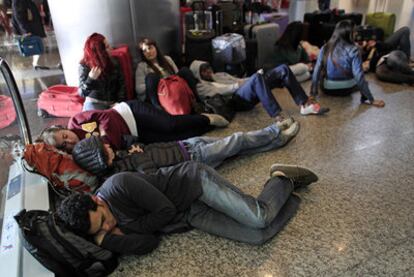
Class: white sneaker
300,103,330,115
202,113,229,127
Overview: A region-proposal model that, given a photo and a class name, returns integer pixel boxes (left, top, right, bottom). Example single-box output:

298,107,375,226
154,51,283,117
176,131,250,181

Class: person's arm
165,56,179,73
350,47,375,103
135,62,148,101
101,233,159,255
78,64,99,97
310,48,324,96
121,178,177,234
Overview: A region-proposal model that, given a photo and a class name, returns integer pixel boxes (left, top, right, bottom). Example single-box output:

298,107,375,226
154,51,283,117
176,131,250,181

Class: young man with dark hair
57,161,319,255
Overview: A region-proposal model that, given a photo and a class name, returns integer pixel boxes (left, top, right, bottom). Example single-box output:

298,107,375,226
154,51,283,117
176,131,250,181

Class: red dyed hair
80,33,113,76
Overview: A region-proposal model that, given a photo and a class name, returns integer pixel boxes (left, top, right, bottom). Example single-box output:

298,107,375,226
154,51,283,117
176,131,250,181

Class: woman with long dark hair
274,21,316,82
135,37,199,110
79,33,126,111
311,20,384,107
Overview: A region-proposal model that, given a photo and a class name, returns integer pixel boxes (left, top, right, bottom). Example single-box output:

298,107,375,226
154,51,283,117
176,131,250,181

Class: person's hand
88,67,102,80
371,99,385,108
128,145,144,154
362,61,370,72
237,79,245,87
94,230,107,246
110,227,124,236
307,63,314,71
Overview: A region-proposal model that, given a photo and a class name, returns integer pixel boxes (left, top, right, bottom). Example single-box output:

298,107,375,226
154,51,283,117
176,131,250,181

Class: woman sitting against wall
78,33,127,111
135,37,199,110
273,21,318,83
311,20,385,108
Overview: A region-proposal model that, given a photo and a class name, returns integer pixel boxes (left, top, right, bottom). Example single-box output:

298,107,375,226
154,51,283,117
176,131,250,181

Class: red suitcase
0,95,16,129
37,85,84,118
110,45,134,100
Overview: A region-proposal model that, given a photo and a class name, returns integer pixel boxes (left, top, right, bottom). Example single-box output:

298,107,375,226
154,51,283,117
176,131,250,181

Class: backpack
23,143,99,194
14,209,118,277
157,75,195,115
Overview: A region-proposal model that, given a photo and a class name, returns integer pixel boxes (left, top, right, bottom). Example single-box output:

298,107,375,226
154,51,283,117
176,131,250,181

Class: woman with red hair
79,33,126,111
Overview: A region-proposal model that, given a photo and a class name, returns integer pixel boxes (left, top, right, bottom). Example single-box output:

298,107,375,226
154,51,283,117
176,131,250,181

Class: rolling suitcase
365,0,395,39
17,35,44,57
37,85,84,118
244,23,279,70
0,95,16,129
259,12,289,35
110,45,134,100
212,33,246,65
216,1,243,34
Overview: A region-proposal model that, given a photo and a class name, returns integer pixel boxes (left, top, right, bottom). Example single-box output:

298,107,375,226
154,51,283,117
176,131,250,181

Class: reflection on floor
1,34,414,277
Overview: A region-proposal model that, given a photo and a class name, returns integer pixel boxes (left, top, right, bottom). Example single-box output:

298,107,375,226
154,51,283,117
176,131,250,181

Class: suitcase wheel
37,108,49,118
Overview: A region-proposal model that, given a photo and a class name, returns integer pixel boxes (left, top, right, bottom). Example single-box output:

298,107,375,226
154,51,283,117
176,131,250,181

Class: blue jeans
235,64,309,117
185,164,300,244
182,123,284,168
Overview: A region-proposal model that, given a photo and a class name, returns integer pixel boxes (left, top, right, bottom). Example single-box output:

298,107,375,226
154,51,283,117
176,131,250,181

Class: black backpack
14,209,118,277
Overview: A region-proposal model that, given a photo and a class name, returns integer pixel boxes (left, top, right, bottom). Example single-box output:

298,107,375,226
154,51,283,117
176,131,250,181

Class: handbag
203,94,235,122
17,35,44,57
157,75,195,115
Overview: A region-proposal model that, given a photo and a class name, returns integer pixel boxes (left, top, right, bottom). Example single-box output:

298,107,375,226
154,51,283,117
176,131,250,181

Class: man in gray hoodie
190,61,329,124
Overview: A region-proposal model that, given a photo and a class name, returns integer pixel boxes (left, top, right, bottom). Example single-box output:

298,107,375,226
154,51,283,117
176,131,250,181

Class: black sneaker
270,164,318,189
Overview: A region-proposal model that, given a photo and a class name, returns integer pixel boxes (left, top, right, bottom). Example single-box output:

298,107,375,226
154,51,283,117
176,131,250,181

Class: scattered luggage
110,45,134,100
37,85,84,118
17,35,44,56
0,95,16,129
215,0,243,34
212,33,246,65
365,0,395,39
259,12,289,35
14,209,118,277
185,1,216,64
244,23,279,70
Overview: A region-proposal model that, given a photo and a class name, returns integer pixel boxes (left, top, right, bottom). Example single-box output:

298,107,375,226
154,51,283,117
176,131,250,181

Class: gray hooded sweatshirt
189,60,248,100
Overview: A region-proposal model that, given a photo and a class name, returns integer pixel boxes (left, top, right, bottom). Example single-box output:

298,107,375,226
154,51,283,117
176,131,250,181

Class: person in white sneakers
190,61,329,127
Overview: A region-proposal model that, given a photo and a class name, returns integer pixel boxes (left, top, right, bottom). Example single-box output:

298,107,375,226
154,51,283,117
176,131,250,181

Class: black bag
203,94,235,122
14,209,118,277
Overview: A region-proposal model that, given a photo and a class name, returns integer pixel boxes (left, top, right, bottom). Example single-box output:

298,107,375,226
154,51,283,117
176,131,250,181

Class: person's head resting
72,136,115,176
137,37,175,75
36,125,80,153
276,21,304,50
57,193,116,236
199,62,214,81
81,32,113,75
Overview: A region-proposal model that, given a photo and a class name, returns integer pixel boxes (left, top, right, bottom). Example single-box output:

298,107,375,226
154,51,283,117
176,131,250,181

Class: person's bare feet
362,99,385,108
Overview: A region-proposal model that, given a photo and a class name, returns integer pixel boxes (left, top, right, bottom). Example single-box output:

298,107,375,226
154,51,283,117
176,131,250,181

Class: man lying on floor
57,161,318,255
71,122,299,176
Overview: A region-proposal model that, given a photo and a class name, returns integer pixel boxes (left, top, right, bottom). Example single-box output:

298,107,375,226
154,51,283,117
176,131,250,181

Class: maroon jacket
68,109,130,150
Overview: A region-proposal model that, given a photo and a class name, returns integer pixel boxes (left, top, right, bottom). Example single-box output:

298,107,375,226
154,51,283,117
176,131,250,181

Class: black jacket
78,59,126,102
12,0,46,37
97,162,204,254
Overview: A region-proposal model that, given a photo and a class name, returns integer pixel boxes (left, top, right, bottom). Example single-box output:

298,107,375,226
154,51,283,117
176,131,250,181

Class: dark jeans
145,67,201,110
186,164,300,245
322,86,358,96
234,64,309,117
126,100,212,143
371,27,412,70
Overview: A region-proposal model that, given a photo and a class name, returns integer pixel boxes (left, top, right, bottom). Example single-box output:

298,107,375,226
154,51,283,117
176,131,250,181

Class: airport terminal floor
1,30,413,276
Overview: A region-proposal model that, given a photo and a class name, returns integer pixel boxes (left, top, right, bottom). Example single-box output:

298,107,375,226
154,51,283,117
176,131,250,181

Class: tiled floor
1,36,414,276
